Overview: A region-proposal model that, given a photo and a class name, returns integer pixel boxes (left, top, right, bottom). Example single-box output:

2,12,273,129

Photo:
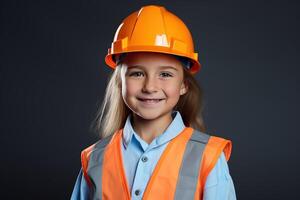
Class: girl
71,5,236,200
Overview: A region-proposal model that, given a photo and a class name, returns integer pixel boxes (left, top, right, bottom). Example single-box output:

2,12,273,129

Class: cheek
122,79,140,97
164,84,182,97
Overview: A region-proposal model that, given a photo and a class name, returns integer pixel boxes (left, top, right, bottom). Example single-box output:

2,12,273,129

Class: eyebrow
127,65,178,71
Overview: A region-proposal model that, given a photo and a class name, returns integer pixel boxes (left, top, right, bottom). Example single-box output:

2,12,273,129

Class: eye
160,72,173,78
129,71,144,77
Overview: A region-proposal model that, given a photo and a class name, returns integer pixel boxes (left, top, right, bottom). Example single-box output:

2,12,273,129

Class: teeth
138,98,164,103
142,99,160,102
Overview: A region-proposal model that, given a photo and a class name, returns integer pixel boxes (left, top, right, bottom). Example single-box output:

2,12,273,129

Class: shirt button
141,156,148,162
135,189,141,196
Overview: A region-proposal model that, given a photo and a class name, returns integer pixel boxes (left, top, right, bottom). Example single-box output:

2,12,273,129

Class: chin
133,109,170,121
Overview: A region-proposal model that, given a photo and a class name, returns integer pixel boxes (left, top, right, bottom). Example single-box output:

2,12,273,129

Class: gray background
1,0,299,199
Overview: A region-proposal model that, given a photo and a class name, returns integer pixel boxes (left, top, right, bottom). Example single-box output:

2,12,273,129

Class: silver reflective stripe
174,129,210,200
87,134,114,200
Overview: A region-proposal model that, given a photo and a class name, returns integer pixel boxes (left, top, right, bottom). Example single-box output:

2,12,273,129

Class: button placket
141,156,148,162
131,152,152,198
135,189,141,196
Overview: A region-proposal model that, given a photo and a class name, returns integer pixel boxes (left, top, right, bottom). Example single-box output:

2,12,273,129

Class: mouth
137,98,165,103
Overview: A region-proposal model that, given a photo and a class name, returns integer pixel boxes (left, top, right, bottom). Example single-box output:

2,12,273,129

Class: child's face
120,52,188,121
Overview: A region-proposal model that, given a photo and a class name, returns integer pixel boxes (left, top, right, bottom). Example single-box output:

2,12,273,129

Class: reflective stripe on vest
173,129,209,200
81,127,232,200
81,134,114,198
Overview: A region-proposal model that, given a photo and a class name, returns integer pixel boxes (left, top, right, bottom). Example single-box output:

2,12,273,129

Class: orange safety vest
81,127,232,200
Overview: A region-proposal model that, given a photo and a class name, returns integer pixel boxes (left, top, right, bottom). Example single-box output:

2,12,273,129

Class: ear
180,81,188,95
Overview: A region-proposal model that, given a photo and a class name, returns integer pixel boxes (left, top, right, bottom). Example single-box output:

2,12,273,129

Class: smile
137,98,165,105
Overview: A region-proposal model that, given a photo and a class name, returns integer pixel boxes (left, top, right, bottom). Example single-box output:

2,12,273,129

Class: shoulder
189,129,211,144
80,134,116,187
190,129,232,156
187,129,235,196
191,128,232,161
81,134,115,165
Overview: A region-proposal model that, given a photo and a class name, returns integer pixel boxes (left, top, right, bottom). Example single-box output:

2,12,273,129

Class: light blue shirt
71,111,237,199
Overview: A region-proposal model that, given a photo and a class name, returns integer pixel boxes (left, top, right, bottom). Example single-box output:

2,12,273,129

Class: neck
131,112,173,144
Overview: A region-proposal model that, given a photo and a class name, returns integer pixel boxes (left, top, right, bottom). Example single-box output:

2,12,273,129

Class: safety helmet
105,5,201,74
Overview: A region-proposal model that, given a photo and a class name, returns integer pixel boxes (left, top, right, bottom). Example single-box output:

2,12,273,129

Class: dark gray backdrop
1,0,299,199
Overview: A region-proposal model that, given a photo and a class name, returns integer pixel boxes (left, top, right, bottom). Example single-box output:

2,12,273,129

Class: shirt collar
122,111,186,150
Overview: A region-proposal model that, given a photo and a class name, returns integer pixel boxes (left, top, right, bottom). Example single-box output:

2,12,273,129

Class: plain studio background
1,0,299,199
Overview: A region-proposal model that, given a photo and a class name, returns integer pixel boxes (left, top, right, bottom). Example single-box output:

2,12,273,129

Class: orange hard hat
105,5,201,74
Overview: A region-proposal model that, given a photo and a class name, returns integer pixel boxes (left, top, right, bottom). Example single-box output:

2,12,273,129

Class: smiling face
120,52,188,121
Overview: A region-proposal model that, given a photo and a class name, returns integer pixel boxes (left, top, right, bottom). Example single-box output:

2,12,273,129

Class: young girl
71,5,236,200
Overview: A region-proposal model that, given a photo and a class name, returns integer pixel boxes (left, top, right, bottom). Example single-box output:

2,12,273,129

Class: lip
137,97,165,106
137,97,165,100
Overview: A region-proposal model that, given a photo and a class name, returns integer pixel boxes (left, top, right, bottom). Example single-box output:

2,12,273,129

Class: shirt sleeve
203,152,237,200
70,168,90,200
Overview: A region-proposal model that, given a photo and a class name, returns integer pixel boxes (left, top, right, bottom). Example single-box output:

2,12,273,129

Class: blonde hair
91,56,206,139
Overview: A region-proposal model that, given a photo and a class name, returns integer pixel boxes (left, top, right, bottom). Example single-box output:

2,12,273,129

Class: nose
142,76,158,93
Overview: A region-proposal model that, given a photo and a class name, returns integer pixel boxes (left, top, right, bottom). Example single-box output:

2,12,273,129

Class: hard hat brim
105,49,201,74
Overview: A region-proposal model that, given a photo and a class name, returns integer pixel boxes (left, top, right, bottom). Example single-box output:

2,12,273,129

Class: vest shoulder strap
179,129,232,199
190,129,210,143
174,129,210,200
81,134,114,187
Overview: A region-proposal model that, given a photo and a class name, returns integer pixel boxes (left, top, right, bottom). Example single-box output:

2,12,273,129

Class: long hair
91,55,206,139
175,66,206,132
